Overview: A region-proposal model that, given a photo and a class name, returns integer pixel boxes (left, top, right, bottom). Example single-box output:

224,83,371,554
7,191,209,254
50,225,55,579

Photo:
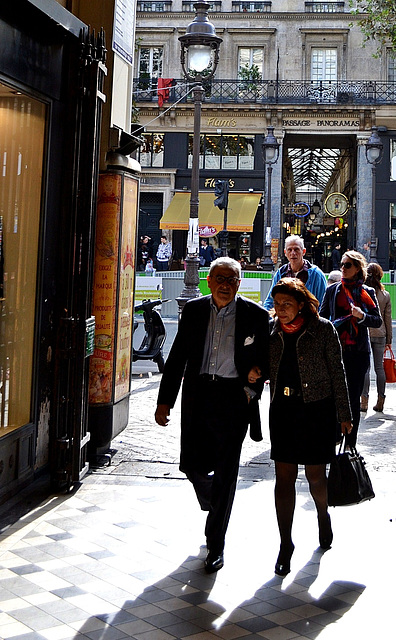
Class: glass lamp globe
188,44,212,72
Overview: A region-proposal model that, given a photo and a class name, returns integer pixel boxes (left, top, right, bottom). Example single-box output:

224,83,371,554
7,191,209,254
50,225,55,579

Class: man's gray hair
285,235,304,249
208,257,241,278
328,270,342,285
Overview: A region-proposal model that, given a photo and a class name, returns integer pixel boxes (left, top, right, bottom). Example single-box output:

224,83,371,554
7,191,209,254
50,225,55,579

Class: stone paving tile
0,324,395,639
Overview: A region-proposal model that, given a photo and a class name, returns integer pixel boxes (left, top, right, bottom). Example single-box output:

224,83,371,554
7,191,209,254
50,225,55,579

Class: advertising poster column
88,172,138,456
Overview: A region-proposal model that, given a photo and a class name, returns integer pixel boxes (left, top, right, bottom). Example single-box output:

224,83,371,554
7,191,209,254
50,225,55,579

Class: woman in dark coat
361,262,392,413
269,278,352,577
320,251,382,446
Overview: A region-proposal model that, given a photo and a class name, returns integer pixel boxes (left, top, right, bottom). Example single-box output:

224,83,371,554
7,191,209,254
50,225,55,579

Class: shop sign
199,225,222,237
112,0,135,64
283,117,360,129
284,202,310,217
271,238,279,263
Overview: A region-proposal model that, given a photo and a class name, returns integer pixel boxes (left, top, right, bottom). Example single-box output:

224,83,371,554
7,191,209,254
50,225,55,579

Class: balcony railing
305,2,345,11
232,1,272,11
134,78,396,106
137,0,172,10
182,1,222,10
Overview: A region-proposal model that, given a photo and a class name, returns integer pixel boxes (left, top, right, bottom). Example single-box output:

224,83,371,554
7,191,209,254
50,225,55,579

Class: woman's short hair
342,250,367,280
366,262,384,291
272,277,319,318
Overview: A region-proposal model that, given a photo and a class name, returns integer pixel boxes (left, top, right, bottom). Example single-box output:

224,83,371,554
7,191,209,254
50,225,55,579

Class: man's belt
199,374,239,383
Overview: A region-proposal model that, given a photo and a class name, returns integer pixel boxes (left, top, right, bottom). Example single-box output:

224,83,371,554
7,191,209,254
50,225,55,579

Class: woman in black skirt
269,278,352,577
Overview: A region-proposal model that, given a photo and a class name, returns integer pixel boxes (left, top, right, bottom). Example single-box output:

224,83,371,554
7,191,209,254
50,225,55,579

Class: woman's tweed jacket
269,316,352,423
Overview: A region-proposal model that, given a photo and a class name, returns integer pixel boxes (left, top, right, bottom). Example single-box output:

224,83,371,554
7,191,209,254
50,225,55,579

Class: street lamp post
311,198,321,218
176,2,222,315
365,126,384,263
261,126,279,271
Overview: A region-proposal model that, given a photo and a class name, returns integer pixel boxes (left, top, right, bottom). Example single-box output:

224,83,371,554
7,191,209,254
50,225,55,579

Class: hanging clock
324,192,349,217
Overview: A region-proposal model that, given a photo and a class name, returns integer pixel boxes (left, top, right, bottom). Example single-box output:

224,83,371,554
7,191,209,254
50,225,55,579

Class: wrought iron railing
137,0,173,10
305,2,345,11
133,78,396,105
231,1,272,11
182,0,222,10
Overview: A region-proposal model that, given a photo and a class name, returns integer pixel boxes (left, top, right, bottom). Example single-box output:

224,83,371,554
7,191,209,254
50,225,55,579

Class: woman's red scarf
334,278,376,346
280,314,305,334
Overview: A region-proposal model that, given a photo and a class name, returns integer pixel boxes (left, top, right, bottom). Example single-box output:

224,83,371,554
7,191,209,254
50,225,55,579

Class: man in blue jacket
264,235,327,312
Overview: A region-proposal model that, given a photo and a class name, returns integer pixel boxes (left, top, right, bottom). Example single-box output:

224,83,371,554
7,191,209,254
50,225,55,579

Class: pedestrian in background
155,257,269,573
156,235,172,271
320,251,381,447
145,257,154,274
199,238,215,267
263,235,327,314
331,243,341,270
269,278,351,577
361,263,392,413
362,242,371,262
137,235,153,271
327,270,342,286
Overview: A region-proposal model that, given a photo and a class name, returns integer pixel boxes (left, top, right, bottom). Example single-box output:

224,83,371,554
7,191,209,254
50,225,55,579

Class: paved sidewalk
0,321,395,640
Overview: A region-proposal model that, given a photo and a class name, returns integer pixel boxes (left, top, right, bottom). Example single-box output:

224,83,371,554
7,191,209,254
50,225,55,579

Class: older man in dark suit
155,257,269,573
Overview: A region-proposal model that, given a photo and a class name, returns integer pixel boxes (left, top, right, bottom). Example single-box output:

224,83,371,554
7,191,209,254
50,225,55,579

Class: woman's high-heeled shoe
275,543,295,577
318,513,333,550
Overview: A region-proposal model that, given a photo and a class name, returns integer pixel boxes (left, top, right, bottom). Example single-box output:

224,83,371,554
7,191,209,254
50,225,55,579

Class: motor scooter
132,299,169,372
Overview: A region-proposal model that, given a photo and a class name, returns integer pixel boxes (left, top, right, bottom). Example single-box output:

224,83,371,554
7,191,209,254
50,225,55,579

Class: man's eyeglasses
213,275,240,285
340,261,353,269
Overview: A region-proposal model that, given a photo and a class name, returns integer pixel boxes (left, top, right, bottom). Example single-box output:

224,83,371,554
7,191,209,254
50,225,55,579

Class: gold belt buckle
284,386,290,396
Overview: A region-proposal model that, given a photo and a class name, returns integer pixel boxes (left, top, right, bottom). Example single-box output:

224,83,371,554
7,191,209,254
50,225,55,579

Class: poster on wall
115,177,138,402
239,278,261,303
89,174,121,405
134,276,163,302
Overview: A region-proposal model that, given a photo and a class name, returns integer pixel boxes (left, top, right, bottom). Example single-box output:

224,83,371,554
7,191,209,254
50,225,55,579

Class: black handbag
327,437,375,507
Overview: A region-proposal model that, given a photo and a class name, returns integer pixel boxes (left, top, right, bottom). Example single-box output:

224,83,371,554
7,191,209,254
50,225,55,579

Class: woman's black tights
275,461,329,546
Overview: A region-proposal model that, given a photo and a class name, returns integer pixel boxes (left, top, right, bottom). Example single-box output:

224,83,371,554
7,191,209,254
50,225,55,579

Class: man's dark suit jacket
157,294,270,472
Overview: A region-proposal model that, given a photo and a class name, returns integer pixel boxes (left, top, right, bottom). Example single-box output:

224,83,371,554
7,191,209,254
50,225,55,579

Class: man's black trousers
184,376,249,555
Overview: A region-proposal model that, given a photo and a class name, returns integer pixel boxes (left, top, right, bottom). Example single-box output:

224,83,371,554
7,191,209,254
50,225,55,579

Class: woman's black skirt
269,393,337,465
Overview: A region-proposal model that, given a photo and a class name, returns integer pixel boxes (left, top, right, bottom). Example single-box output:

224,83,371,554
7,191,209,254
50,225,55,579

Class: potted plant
239,63,261,101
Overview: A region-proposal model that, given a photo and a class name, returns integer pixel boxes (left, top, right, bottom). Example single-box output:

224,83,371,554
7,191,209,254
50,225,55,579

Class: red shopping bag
383,346,396,383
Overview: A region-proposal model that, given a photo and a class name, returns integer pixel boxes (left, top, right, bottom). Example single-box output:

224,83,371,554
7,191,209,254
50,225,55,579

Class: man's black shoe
204,551,224,573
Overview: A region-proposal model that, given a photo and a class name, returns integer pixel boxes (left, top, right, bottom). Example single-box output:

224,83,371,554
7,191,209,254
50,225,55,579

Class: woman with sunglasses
320,251,382,447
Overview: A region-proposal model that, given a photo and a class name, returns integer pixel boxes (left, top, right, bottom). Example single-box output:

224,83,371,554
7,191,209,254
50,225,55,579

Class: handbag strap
384,345,395,360
336,435,358,457
336,435,346,455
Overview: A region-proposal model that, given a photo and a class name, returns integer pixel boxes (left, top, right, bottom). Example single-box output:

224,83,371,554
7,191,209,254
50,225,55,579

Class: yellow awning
160,192,261,233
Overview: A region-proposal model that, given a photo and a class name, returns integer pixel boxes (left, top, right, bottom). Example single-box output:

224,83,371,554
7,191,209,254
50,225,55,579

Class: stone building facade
134,1,396,269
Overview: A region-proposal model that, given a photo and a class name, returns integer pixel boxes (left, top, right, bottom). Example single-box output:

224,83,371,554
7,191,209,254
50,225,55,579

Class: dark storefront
0,1,106,502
